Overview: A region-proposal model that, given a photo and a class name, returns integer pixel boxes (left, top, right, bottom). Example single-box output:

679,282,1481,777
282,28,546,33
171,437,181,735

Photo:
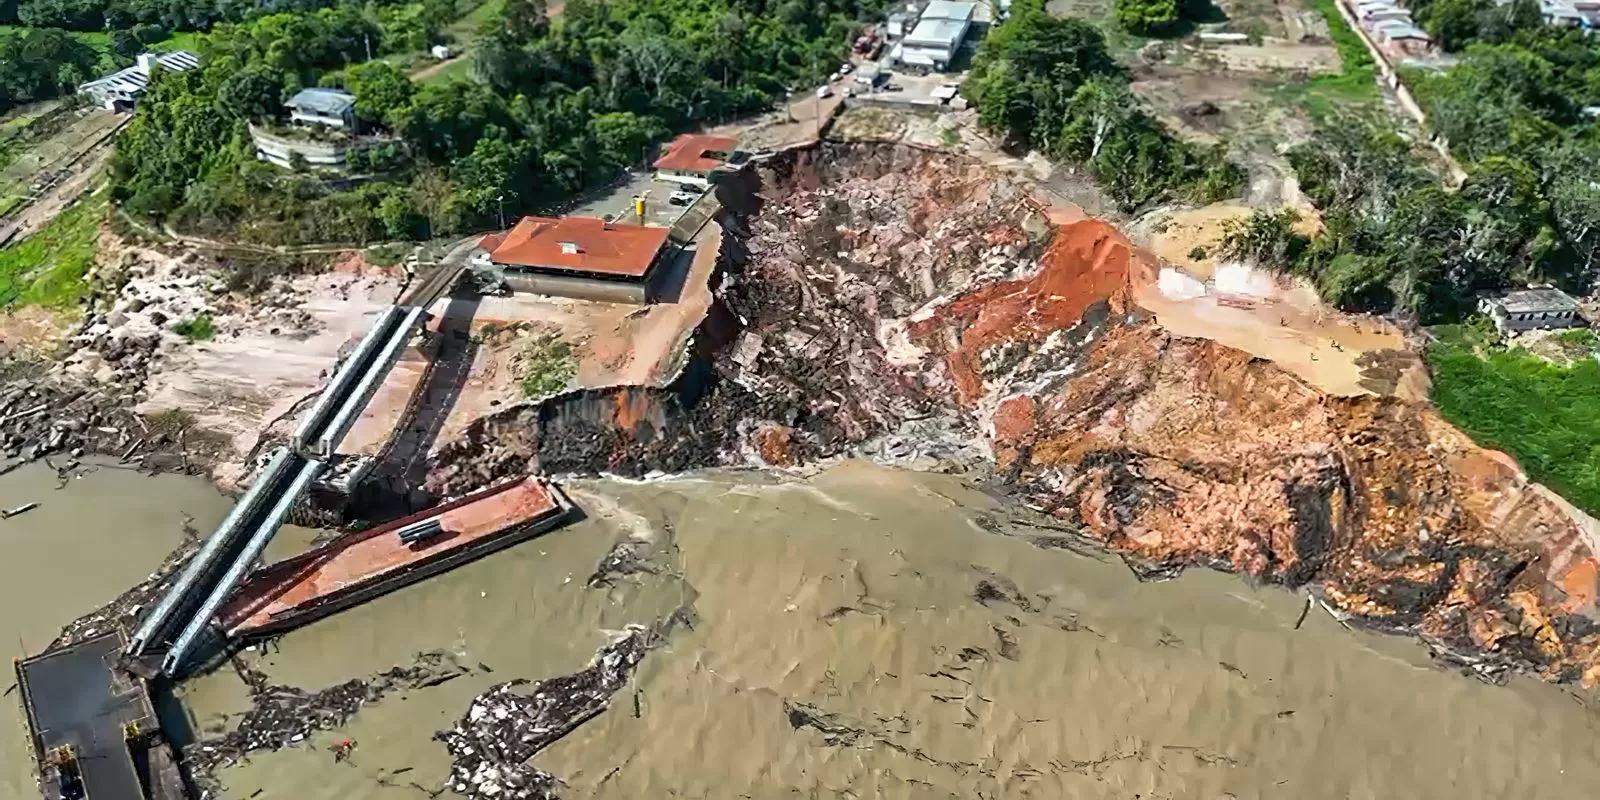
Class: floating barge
218,477,573,640
13,631,185,800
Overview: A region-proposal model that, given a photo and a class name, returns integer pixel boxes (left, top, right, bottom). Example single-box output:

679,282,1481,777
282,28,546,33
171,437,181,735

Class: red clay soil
909,217,1148,406
919,259,1600,684
426,142,1600,685
891,210,1600,684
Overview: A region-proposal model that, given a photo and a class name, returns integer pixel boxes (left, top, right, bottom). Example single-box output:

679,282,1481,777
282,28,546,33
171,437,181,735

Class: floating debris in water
435,625,654,800
1,501,37,518
188,650,470,782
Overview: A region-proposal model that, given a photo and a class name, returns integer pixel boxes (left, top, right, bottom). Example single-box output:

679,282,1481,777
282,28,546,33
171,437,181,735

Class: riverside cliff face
427,142,1600,685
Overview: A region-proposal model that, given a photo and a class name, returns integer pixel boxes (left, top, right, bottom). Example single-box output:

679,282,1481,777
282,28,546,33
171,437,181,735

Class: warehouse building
891,0,978,72
1479,288,1584,334
478,216,675,304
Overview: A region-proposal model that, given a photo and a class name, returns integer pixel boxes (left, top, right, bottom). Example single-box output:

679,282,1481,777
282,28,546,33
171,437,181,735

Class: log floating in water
2,502,39,519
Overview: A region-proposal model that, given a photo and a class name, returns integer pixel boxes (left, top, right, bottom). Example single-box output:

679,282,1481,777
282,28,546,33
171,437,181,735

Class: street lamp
496,193,505,230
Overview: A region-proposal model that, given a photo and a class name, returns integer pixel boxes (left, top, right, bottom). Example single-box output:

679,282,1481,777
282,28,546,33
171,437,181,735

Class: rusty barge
217,476,573,640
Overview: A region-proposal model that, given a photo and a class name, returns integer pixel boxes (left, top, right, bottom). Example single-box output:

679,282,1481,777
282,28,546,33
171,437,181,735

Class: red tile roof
652,134,740,173
477,232,506,252
488,216,671,278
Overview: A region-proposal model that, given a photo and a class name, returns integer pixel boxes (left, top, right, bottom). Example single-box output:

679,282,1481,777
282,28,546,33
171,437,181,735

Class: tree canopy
111,0,891,245
0,26,101,113
963,0,1240,211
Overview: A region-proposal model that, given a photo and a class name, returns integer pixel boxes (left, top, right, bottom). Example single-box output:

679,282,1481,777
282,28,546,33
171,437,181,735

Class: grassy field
1274,0,1379,117
1428,322,1600,516
418,55,476,84
151,30,203,53
0,187,106,310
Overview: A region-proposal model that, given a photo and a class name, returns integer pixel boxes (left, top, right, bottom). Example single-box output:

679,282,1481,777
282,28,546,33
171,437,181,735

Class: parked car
668,191,697,206
840,62,854,74
816,85,832,98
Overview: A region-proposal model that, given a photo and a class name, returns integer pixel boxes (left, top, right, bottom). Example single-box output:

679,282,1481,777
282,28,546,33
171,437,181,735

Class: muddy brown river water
3,460,1599,799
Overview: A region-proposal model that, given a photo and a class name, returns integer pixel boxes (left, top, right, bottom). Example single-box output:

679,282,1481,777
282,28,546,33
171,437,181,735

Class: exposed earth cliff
427,142,1600,686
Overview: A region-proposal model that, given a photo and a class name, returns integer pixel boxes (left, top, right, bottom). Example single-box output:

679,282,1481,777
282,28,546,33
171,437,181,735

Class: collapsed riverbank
426,141,1600,687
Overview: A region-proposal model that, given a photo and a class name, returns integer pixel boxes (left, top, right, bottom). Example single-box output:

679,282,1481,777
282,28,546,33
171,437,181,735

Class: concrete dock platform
14,631,175,800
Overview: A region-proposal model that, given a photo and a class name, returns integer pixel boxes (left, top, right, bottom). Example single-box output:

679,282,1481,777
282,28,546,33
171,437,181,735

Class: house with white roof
891,0,979,72
77,51,200,112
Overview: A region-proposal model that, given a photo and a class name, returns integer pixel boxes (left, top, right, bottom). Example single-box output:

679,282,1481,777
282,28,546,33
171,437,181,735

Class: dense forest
110,0,885,244
1,0,370,31
0,26,105,112
961,0,1243,211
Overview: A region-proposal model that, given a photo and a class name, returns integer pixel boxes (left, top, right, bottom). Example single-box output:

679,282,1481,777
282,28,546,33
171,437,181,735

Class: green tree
588,111,669,169
217,63,286,119
1113,0,1179,35
343,61,415,128
1418,0,1486,51
963,1,1118,149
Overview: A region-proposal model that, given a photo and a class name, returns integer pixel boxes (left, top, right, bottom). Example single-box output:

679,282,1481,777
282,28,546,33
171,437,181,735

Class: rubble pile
435,626,654,799
427,144,1040,493
0,377,210,474
60,245,319,398
189,650,471,778
586,540,659,587
426,141,1600,685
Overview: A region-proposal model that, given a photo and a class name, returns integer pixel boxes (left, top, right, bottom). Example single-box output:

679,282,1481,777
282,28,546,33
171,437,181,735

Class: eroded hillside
428,142,1600,685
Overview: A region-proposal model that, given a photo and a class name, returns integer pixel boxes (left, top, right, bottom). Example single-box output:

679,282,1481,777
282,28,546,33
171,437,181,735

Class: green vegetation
111,0,888,246
1407,0,1542,53
0,26,104,114
517,332,576,397
963,0,1242,211
0,188,105,310
1111,0,1214,36
171,313,216,341
1307,0,1373,75
1217,207,1304,269
1554,329,1598,348
1277,0,1379,116
1429,326,1600,515
1112,0,1179,34
1267,17,1600,323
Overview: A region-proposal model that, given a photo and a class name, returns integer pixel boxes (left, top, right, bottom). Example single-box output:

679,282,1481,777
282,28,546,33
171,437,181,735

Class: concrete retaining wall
249,124,350,169
504,271,649,304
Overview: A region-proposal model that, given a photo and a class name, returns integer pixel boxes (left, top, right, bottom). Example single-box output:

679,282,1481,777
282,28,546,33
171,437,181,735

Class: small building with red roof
652,134,744,187
478,216,674,304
